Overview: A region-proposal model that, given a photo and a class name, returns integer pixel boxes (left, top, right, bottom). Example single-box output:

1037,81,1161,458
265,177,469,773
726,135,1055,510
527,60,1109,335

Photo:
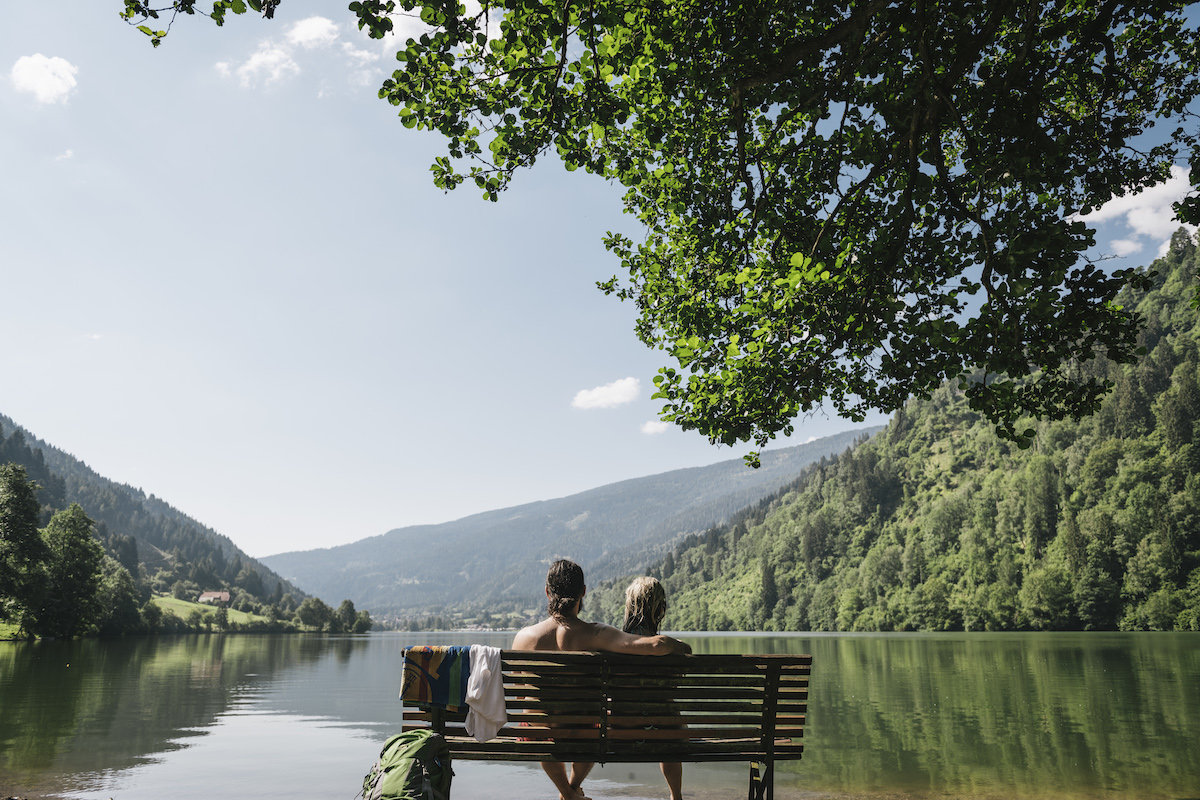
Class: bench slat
405,713,798,726
403,737,804,762
406,702,805,718
611,700,773,713
412,743,807,762
604,686,779,700
502,652,811,665
464,727,768,741
423,724,797,740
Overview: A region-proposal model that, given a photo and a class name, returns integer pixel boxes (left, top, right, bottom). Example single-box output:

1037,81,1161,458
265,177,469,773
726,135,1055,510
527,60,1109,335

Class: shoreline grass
149,594,273,625
0,597,282,641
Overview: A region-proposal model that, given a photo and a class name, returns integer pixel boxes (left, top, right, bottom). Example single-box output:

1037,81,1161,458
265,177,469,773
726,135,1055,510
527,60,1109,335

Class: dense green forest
0,426,371,638
593,231,1200,633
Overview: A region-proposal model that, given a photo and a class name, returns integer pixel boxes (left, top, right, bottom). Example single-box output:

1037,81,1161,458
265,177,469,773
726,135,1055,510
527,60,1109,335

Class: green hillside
151,596,267,626
0,420,301,604
593,230,1200,632
1,421,372,638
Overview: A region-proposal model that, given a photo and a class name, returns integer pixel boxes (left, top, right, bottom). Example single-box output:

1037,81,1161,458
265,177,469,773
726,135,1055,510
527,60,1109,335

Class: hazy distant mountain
261,429,882,615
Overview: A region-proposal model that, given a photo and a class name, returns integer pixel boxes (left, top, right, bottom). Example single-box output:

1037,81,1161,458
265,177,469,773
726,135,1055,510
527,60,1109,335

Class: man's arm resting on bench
583,621,692,655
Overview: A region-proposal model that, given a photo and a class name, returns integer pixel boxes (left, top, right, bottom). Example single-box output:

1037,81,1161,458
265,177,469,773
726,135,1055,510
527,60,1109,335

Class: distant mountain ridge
261,429,881,616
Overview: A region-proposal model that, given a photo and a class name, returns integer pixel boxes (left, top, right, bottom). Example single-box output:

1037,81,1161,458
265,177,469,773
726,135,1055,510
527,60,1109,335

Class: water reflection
0,636,336,787
686,632,1200,800
1,632,1198,800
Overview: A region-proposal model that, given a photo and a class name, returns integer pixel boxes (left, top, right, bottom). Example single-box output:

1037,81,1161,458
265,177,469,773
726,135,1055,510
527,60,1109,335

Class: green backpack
362,729,453,800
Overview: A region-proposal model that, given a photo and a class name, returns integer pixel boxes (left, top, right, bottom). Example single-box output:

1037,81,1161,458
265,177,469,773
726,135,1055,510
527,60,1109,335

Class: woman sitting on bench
623,576,684,800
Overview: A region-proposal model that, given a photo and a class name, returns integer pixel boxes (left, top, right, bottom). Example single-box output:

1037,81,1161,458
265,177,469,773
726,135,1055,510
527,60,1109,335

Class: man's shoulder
574,620,625,648
512,617,556,649
511,625,538,649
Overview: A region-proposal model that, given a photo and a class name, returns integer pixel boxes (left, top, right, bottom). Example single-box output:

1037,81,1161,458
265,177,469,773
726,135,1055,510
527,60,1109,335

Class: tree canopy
123,0,1200,458
31,505,106,639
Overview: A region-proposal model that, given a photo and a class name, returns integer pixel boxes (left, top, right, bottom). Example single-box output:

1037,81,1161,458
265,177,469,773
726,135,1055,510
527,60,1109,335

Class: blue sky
1,1,1192,557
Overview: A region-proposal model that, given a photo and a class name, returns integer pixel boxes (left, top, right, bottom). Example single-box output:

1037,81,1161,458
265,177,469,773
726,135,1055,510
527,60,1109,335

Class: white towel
465,645,506,742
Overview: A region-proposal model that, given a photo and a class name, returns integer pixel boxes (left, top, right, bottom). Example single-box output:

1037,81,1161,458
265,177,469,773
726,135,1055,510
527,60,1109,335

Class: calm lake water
1,631,1197,800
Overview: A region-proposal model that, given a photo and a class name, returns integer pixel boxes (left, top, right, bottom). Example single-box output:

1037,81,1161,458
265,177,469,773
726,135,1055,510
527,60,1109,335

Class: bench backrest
402,649,810,764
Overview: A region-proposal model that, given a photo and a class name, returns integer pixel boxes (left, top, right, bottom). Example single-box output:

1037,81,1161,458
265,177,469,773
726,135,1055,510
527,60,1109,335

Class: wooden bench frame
402,649,810,800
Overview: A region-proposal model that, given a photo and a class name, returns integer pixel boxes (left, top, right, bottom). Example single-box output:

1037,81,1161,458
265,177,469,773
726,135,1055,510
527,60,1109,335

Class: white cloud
11,54,78,104
640,420,669,435
342,41,380,66
213,8,499,92
1080,165,1197,258
1110,238,1143,257
288,17,340,49
218,15,394,90
55,149,74,161
214,8,498,93
224,41,300,87
572,377,640,409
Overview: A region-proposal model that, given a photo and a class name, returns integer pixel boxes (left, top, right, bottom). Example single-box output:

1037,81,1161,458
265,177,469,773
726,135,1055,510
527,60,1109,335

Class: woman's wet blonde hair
623,576,667,635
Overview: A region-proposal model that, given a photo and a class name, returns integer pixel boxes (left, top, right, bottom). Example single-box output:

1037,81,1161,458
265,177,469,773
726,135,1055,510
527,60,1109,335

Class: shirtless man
512,559,692,800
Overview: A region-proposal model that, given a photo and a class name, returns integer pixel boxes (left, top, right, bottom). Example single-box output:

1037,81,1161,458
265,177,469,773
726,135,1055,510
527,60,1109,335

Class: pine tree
0,464,47,623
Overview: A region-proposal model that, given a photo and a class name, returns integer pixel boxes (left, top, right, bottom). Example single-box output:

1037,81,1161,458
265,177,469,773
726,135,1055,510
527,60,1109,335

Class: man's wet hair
547,559,585,619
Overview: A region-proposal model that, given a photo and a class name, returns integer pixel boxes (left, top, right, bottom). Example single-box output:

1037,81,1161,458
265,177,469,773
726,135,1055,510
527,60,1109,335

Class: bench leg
747,761,773,800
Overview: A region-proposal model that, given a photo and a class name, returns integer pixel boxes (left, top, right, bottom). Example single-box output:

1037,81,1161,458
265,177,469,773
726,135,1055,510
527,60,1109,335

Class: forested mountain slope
262,429,879,616
592,231,1200,632
0,417,302,605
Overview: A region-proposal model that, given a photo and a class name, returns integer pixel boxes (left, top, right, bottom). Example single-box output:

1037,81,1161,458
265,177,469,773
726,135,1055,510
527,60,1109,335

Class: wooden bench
401,649,810,800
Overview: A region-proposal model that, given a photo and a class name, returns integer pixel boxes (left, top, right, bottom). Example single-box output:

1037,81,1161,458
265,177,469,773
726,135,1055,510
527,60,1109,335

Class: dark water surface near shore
1,631,1197,800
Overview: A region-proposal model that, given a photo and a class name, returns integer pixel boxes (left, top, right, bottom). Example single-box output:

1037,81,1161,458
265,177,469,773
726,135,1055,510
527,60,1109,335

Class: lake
1,631,1197,800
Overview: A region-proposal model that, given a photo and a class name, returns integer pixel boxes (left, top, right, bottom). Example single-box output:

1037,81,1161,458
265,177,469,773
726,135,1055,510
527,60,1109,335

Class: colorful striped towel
401,645,471,711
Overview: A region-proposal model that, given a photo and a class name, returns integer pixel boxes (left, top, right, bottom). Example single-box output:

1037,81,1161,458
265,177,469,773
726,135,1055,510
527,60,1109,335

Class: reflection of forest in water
1,632,1198,800
710,632,1200,800
0,634,373,791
